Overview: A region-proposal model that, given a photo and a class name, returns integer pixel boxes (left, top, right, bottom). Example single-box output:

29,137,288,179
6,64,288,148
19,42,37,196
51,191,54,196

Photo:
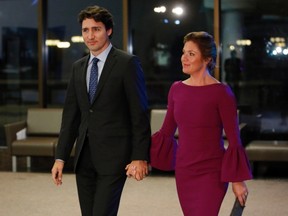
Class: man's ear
107,28,112,37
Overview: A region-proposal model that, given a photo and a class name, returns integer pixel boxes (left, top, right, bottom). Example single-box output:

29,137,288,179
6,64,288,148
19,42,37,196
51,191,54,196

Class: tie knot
93,58,99,64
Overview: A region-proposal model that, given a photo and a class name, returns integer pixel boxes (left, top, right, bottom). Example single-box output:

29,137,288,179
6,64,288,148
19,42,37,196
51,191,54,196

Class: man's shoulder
72,55,89,68
75,55,89,64
111,47,134,59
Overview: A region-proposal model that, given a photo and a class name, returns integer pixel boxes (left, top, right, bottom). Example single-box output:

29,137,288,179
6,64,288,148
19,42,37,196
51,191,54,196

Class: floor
0,171,288,216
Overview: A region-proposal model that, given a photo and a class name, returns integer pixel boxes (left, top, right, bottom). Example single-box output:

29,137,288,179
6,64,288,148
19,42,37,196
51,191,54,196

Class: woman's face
181,41,209,75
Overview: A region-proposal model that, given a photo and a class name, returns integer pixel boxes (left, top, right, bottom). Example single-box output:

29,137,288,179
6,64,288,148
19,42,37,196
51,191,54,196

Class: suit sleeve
55,64,81,161
123,56,151,161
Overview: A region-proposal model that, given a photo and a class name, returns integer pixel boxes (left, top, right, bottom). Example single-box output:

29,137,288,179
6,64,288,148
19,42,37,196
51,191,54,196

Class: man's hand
51,160,65,186
125,160,148,181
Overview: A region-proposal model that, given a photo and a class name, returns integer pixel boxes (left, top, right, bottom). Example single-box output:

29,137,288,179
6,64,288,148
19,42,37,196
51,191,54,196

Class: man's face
81,18,112,56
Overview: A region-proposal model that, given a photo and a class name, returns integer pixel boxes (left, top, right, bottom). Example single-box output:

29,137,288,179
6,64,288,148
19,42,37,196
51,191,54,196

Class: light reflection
46,39,60,46
266,36,288,56
71,36,84,43
174,20,181,25
154,6,166,13
57,41,70,48
46,40,71,48
172,7,183,16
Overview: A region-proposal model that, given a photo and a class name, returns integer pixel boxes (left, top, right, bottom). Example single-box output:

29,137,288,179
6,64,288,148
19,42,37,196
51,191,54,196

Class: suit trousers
75,138,127,216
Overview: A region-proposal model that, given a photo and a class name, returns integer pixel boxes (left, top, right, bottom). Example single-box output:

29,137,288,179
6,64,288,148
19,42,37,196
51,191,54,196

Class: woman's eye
182,51,195,56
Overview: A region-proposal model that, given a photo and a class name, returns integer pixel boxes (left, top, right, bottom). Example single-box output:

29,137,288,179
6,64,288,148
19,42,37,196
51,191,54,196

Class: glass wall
1,0,288,148
130,0,288,141
46,0,123,106
0,0,38,146
0,0,123,147
129,0,214,107
220,0,288,140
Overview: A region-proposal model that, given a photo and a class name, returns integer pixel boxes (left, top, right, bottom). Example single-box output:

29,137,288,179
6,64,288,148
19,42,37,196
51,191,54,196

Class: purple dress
150,81,252,216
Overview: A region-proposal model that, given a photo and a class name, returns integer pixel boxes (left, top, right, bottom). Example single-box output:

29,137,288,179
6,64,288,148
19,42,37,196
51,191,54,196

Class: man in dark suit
224,50,243,100
51,5,151,216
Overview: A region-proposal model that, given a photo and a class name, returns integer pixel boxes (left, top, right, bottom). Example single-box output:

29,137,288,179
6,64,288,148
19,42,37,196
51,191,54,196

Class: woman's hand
125,160,148,181
232,182,249,206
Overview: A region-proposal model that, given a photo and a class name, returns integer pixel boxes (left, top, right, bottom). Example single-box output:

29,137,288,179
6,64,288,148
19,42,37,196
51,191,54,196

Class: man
51,5,151,216
224,50,243,100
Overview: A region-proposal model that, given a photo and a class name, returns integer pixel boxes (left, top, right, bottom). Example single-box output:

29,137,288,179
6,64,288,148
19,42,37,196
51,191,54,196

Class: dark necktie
89,58,99,104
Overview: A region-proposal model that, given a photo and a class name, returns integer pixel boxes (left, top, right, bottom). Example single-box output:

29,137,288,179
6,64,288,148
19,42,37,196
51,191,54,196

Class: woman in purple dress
150,32,252,215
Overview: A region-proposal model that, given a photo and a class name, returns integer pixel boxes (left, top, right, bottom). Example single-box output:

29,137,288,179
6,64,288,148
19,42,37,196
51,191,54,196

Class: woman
150,31,252,215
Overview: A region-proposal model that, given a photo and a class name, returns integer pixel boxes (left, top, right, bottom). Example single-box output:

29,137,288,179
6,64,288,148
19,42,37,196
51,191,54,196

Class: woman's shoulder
217,82,233,93
215,83,236,101
169,81,184,91
208,82,234,96
172,80,183,86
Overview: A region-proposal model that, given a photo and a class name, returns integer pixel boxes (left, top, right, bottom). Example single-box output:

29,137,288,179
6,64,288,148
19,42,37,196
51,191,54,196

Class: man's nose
88,31,94,39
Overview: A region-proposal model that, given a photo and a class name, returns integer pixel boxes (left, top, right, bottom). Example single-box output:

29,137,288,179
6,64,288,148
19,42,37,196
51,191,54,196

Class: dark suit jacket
55,47,151,175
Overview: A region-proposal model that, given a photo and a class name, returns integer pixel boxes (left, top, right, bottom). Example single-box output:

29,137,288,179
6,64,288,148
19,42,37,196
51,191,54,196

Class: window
221,0,288,139
0,0,38,146
129,0,214,107
46,0,124,106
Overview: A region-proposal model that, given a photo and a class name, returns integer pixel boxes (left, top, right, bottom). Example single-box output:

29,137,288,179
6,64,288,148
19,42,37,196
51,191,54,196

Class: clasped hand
125,160,148,181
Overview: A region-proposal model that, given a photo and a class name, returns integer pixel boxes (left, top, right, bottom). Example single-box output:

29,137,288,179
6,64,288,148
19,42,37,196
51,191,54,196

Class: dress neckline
180,81,222,88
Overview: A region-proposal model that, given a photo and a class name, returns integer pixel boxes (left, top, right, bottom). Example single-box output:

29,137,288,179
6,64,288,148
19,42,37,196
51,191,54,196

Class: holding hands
125,160,148,181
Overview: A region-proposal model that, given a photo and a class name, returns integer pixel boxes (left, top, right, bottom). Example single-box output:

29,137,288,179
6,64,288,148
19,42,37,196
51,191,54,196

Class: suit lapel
79,55,90,106
92,48,117,102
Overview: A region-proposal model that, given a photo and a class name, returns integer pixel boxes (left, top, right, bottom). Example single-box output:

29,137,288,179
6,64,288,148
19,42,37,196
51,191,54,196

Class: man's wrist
55,159,65,163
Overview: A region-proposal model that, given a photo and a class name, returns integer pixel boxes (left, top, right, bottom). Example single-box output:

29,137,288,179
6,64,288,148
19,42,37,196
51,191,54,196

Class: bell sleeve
221,145,252,182
150,130,177,171
219,85,253,182
150,82,178,171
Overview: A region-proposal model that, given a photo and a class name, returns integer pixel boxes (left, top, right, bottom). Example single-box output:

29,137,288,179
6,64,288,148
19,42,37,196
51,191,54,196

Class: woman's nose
181,54,186,62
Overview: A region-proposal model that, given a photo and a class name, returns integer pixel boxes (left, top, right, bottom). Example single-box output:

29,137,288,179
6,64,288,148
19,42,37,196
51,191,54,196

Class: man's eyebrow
83,26,102,30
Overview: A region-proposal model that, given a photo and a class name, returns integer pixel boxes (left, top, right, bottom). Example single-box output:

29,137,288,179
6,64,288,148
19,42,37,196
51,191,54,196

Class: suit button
89,109,93,113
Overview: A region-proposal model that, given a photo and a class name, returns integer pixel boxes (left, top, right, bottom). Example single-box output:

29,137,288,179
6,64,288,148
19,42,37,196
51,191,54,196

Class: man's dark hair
78,5,114,39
